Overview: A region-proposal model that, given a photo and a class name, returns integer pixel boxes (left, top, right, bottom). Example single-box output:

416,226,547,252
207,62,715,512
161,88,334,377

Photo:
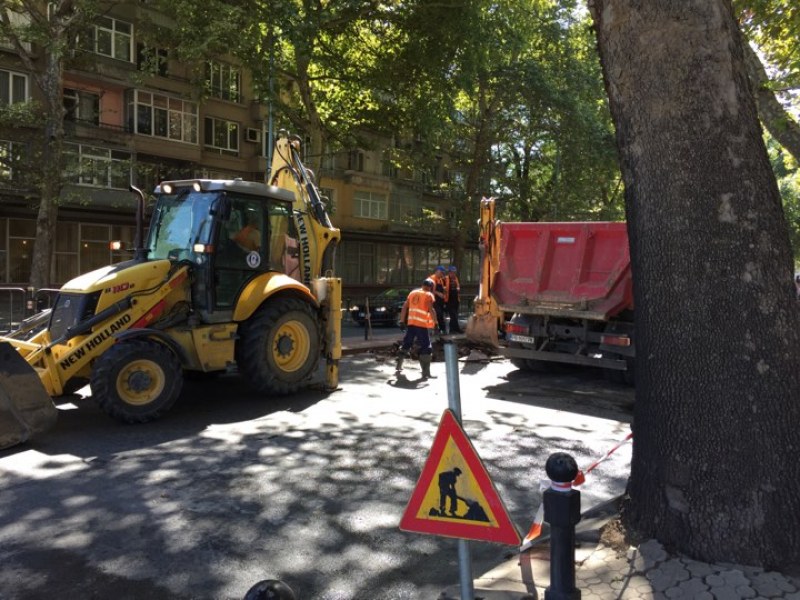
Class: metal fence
0,287,60,335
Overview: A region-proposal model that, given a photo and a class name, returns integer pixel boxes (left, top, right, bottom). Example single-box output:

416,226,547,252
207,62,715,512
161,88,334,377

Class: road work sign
400,409,520,545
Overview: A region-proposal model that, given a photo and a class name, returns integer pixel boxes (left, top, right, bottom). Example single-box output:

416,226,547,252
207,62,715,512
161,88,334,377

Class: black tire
508,343,549,372
59,377,89,396
236,298,320,395
602,353,635,385
90,339,183,423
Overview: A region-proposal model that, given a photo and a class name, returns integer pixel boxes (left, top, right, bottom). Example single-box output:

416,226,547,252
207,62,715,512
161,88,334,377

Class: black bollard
543,452,581,600
243,579,297,600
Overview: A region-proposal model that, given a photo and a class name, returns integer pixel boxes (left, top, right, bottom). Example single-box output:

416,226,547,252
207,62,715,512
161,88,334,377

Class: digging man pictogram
430,467,490,522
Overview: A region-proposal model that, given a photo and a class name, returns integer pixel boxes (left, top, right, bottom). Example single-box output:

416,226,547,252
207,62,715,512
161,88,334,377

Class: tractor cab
150,179,301,318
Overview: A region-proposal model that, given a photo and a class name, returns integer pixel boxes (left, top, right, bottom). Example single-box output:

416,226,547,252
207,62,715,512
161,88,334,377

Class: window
322,142,338,171
354,190,387,220
65,143,132,189
0,140,23,181
0,69,28,105
390,193,421,223
111,225,136,263
9,218,35,284
54,222,79,284
137,45,168,77
348,150,364,171
127,90,198,144
382,156,397,178
80,224,113,273
204,117,239,155
335,241,467,288
1,12,30,52
85,16,133,62
64,88,100,125
205,62,241,102
135,159,194,193
318,187,335,215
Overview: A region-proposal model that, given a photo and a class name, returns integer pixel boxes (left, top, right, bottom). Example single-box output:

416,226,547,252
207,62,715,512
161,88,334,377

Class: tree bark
31,48,66,289
589,0,800,568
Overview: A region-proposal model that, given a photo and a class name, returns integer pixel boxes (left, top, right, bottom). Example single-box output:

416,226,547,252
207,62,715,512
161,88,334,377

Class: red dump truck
466,198,635,383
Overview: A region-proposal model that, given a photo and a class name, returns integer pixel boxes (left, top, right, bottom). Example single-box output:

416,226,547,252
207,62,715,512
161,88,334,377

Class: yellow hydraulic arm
268,131,342,391
465,197,503,348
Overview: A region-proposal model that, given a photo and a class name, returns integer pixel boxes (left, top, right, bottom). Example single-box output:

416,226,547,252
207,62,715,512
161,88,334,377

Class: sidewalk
440,500,800,599
340,330,399,355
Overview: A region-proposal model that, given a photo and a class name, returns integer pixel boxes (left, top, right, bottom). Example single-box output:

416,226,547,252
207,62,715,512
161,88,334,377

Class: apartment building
0,4,476,305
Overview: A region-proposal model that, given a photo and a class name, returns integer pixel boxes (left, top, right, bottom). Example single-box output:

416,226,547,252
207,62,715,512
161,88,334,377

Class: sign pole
444,340,475,600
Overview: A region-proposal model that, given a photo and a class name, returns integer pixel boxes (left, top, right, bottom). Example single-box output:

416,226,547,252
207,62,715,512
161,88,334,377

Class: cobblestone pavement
442,538,800,600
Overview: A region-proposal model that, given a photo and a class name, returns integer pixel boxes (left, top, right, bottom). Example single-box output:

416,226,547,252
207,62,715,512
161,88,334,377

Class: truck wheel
508,343,548,372
90,339,183,423
602,353,635,386
236,298,320,395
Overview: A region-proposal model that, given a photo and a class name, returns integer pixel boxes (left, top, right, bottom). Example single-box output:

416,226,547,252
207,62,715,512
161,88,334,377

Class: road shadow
483,365,635,424
387,372,430,389
1,373,327,460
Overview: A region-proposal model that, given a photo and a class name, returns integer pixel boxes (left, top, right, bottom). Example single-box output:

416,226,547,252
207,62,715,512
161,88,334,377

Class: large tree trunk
589,0,800,568
30,49,66,290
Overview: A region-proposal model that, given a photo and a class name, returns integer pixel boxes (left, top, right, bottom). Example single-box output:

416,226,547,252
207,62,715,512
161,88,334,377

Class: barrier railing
0,286,60,335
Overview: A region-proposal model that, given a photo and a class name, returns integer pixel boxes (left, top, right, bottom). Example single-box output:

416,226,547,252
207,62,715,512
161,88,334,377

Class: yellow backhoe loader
0,131,341,449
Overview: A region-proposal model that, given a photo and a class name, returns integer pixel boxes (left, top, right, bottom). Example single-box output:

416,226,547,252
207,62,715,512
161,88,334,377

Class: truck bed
494,221,633,321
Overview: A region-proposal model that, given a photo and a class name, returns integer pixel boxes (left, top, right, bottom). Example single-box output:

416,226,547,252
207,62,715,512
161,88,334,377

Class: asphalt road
0,336,633,600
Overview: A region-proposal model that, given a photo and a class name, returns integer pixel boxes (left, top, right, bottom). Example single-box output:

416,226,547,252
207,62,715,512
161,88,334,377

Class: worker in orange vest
430,265,448,334
446,265,462,333
232,212,261,251
397,278,439,378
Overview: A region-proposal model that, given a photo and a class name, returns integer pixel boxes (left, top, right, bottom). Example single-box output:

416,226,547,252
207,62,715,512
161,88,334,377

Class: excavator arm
465,197,503,348
268,131,342,391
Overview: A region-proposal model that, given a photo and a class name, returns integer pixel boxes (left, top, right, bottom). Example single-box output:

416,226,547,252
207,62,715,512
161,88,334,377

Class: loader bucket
0,342,57,450
465,313,499,349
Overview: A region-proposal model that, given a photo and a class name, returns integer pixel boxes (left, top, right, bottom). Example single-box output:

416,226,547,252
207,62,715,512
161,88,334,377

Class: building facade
0,3,477,309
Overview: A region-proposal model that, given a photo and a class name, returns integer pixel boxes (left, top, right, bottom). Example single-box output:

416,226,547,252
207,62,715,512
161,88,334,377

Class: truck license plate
508,334,536,345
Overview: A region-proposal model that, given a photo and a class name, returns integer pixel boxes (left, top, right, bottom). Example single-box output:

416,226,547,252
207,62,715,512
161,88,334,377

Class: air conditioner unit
245,128,262,143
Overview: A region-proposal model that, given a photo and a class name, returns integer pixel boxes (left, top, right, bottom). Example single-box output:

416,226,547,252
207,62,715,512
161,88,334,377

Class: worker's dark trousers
447,297,461,333
434,301,446,333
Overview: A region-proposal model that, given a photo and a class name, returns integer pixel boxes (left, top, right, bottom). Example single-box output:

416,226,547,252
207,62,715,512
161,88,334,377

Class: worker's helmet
454,467,462,475
449,266,457,272
423,278,434,288
436,265,446,272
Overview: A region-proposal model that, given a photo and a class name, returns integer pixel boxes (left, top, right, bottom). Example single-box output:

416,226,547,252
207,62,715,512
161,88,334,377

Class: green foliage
403,0,622,224
736,0,800,95
769,138,800,261
13,0,797,244
0,101,43,129
489,6,622,222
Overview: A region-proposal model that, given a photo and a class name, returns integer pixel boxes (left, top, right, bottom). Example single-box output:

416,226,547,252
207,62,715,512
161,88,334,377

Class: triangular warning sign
399,409,521,546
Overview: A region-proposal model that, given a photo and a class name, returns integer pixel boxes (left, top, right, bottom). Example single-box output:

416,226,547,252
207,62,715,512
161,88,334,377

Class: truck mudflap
0,342,57,450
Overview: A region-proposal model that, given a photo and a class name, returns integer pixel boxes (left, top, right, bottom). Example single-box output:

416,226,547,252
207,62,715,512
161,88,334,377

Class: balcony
64,119,133,146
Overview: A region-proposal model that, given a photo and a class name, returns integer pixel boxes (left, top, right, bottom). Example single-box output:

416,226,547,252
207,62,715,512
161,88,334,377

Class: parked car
350,288,411,327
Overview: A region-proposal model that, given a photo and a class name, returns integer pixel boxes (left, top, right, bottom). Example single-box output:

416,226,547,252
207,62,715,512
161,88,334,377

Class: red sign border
399,409,521,545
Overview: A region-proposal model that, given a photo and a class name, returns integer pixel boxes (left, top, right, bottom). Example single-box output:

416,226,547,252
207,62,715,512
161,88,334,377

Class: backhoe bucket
0,342,57,450
465,313,499,349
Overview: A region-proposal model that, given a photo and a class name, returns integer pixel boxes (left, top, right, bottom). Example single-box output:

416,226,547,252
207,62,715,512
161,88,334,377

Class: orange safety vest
430,273,449,303
448,273,460,295
234,224,260,251
406,288,436,328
